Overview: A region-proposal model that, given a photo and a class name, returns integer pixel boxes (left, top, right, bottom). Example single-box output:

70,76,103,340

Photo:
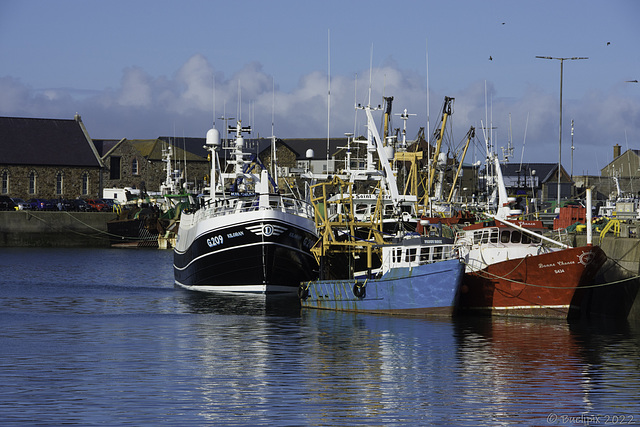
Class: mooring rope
24,211,152,242
24,211,109,241
461,256,640,289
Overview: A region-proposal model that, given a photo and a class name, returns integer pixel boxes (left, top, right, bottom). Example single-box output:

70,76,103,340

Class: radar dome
306,149,315,158
206,128,220,146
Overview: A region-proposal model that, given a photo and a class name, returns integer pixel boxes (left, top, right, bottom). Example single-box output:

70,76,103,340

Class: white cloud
0,54,639,176
117,67,153,107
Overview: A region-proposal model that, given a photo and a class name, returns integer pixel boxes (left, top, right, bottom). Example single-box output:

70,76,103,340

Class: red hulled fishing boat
453,153,606,318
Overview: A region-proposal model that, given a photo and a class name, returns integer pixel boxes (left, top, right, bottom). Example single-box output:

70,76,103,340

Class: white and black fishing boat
173,120,318,293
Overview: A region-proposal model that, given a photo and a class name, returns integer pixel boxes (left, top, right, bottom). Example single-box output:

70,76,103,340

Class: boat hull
299,258,465,316
174,210,318,293
457,245,607,318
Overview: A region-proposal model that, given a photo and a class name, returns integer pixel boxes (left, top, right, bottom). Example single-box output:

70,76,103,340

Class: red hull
458,245,607,318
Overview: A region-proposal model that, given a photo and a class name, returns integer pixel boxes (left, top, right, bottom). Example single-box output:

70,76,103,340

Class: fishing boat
106,145,191,249
454,153,607,318
298,102,464,316
299,218,465,316
173,120,318,293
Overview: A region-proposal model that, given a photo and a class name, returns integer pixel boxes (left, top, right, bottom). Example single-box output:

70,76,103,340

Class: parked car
85,199,108,212
0,195,17,211
27,198,55,210
98,198,117,211
53,199,74,211
71,199,93,212
10,197,30,210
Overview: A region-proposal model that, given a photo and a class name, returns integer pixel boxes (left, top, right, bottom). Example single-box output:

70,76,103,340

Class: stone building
0,115,103,200
95,138,210,195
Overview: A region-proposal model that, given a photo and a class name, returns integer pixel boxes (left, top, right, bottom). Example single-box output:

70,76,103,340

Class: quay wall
0,211,117,248
575,234,640,321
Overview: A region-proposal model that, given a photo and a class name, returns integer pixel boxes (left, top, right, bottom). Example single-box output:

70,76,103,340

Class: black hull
173,219,318,293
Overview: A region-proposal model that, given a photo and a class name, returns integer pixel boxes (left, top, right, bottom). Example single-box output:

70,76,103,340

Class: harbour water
1,248,639,426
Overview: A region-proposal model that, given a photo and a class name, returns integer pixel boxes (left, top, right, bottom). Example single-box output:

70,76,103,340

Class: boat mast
206,77,220,200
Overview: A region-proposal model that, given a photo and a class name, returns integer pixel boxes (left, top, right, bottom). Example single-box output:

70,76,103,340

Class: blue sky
1,0,639,175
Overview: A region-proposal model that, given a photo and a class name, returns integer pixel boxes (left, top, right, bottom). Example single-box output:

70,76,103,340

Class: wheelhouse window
420,247,431,263
1,170,8,194
29,171,36,194
384,205,394,216
56,171,63,195
392,248,402,263
405,248,417,263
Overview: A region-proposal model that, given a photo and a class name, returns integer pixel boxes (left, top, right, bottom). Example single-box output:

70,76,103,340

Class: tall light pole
536,56,588,210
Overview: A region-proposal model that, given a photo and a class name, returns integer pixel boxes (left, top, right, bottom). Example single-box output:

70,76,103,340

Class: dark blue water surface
1,248,640,426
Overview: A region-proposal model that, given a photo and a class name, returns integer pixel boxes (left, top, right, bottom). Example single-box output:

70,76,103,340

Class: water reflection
454,317,589,422
297,311,461,425
174,288,302,317
2,248,640,426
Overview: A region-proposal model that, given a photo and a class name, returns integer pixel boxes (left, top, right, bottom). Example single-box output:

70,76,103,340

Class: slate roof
157,136,302,162
158,136,209,159
500,162,565,183
92,139,121,157
0,116,101,167
130,139,207,162
280,138,348,160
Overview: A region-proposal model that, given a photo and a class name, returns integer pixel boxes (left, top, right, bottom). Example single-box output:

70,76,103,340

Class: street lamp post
536,56,588,210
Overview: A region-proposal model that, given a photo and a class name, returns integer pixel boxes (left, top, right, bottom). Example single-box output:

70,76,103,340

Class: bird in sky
607,41,611,46
626,80,638,83
489,56,493,61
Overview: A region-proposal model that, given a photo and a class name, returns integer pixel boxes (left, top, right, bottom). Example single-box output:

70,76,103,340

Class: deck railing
193,194,314,222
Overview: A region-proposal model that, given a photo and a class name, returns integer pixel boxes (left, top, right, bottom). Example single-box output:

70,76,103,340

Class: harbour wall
574,234,640,321
0,211,117,248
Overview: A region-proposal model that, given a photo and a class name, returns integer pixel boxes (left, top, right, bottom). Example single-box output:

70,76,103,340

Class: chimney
614,144,621,158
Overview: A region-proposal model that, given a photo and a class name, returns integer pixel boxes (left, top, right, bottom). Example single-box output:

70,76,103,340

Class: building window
110,156,121,180
1,170,8,194
56,171,64,195
82,172,89,195
132,158,139,175
29,171,37,194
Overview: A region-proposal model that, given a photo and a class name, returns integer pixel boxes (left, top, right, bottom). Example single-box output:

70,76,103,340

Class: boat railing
381,242,457,273
195,194,314,221
464,257,487,271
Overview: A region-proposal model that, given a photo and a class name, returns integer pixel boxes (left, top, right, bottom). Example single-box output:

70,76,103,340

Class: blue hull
299,258,465,316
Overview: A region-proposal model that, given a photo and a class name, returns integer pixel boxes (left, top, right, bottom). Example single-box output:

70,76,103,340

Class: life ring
353,282,366,299
298,283,310,300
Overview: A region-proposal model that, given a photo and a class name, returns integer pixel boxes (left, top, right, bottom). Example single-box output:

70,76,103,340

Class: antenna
426,38,430,144
519,112,529,170
353,73,358,138
368,43,373,107
271,77,275,137
272,77,277,182
212,75,216,127
571,119,575,180
237,80,242,122
327,28,331,176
